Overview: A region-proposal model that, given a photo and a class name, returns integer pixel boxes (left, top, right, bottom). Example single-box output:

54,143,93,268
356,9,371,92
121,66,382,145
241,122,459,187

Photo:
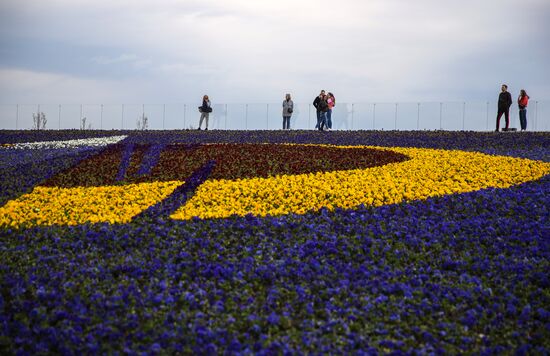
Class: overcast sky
1,0,549,104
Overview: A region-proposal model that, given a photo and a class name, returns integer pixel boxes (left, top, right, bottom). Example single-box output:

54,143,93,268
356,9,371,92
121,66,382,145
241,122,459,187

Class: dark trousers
496,108,510,131
283,116,290,130
318,112,327,130
519,109,527,130
315,110,321,129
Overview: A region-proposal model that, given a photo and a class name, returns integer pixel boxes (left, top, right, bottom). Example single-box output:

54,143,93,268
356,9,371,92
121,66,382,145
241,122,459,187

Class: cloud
0,68,142,103
0,0,549,104
91,54,152,69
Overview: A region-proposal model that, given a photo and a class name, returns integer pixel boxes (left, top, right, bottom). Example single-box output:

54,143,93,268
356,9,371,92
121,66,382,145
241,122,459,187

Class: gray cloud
0,0,549,105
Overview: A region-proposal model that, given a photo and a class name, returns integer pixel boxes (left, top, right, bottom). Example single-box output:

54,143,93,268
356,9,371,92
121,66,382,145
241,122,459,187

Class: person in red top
518,89,529,131
326,92,336,130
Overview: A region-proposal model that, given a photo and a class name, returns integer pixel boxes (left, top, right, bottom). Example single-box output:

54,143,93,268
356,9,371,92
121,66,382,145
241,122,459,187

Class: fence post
534,101,538,131
351,103,355,130
394,103,398,130
462,102,466,131
486,101,489,131
16,104,19,129
162,104,165,130
372,103,376,130
439,102,443,130
308,104,311,129
417,103,420,130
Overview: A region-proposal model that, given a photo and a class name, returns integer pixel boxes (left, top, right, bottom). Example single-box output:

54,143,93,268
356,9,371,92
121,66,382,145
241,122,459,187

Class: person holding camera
313,90,326,129
282,93,294,130
198,95,212,130
314,91,329,131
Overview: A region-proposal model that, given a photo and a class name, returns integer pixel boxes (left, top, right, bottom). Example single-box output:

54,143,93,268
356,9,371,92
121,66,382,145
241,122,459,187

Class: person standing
282,93,294,130
518,89,529,131
198,95,211,130
313,90,326,129
496,84,512,131
316,93,329,131
326,92,336,130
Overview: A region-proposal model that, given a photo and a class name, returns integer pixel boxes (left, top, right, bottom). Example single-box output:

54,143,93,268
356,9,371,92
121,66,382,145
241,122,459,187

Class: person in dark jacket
198,95,211,130
496,84,512,131
313,90,326,129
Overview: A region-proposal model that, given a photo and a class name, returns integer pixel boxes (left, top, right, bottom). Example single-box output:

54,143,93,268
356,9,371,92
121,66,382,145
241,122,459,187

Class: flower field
1,130,549,354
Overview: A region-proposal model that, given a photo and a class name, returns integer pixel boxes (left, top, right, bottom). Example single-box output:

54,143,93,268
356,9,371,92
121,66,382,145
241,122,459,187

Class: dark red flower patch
42,143,409,187
147,144,408,181
42,144,125,187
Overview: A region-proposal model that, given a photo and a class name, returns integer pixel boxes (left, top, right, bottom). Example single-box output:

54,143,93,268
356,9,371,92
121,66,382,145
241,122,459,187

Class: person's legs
504,109,510,130
199,112,206,129
204,113,209,130
319,112,326,131
496,110,504,131
519,109,527,130
315,111,321,129
327,109,332,129
283,116,290,129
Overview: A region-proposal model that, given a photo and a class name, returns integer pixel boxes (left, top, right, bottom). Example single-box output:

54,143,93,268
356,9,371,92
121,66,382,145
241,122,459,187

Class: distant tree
137,113,148,130
32,112,47,130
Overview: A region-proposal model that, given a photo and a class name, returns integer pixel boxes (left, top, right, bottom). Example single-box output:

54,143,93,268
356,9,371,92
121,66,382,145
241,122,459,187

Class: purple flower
267,312,280,325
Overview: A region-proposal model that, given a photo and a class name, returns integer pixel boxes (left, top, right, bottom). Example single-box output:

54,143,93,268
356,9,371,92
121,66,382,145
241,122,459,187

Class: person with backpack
495,84,512,131
518,89,529,131
282,93,294,130
313,90,329,130
326,92,336,130
198,95,212,130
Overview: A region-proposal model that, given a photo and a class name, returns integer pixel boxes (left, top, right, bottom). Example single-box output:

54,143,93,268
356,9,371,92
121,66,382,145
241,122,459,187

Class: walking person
198,95,212,130
326,92,336,130
282,94,294,130
313,90,326,129
495,84,512,131
518,89,529,131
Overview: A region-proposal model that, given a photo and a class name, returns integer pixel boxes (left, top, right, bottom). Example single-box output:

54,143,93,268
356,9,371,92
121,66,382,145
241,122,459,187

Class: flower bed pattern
173,145,549,219
0,131,549,354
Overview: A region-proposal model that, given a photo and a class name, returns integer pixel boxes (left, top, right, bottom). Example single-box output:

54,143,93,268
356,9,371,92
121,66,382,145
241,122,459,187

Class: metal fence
0,101,548,131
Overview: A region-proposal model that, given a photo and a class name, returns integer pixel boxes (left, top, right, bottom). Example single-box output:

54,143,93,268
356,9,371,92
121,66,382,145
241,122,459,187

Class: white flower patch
3,135,128,149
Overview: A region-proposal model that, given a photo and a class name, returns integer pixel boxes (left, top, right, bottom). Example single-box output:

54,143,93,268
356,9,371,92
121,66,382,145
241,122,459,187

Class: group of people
313,90,336,131
198,85,531,132
198,91,336,131
282,91,336,130
282,90,336,130
496,84,530,131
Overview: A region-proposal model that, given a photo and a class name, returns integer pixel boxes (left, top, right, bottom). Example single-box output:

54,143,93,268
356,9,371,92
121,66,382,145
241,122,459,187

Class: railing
0,101,548,131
